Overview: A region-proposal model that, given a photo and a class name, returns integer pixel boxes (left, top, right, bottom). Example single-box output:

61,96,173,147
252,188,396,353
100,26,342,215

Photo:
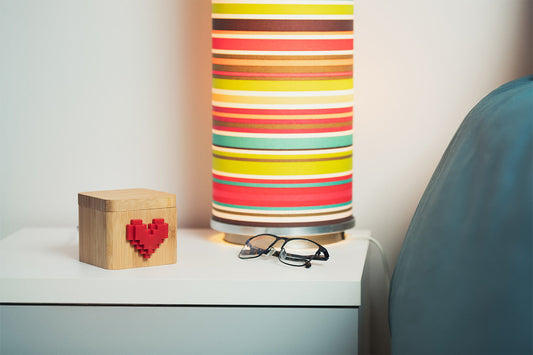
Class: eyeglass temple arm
241,247,328,261
272,250,328,261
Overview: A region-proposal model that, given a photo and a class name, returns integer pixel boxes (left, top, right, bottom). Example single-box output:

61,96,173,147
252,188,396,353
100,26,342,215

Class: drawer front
1,305,358,354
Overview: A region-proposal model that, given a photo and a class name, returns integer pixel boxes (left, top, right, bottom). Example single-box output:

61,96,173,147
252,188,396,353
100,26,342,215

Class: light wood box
78,189,177,270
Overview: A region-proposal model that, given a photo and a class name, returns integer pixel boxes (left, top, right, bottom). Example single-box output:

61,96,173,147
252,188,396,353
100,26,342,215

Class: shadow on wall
175,0,213,227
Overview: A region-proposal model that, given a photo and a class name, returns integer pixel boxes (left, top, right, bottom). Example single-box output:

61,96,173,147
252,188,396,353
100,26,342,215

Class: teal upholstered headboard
389,75,532,354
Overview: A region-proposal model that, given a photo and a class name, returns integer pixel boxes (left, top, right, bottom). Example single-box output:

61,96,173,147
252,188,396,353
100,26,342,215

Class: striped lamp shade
211,0,355,243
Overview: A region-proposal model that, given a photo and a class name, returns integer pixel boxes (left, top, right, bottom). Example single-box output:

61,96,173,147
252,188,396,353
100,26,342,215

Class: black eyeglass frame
239,233,330,268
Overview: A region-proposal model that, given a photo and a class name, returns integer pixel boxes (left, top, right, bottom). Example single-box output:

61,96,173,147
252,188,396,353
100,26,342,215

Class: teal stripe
213,134,353,150
214,177,352,188
213,201,352,211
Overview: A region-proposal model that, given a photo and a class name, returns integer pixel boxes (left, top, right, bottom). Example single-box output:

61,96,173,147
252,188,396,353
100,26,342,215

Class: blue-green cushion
389,75,532,354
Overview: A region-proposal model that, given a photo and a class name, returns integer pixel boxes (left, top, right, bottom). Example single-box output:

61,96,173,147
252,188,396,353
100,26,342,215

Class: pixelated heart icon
126,219,169,259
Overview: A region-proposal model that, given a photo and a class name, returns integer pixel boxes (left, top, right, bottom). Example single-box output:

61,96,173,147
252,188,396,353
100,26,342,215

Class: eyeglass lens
239,234,323,267
279,239,320,267
239,234,277,259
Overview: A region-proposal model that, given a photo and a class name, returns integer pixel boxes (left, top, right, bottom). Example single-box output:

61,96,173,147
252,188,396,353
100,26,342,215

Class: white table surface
0,228,369,307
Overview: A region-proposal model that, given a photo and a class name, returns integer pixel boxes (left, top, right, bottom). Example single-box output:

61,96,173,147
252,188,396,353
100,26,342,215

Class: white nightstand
0,228,369,354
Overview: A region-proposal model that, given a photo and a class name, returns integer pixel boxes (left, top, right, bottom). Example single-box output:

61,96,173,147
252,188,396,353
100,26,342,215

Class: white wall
1,0,531,354
354,1,531,353
0,0,213,234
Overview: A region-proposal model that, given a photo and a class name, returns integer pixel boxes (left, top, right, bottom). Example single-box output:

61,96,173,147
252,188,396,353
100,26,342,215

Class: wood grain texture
78,188,176,212
78,189,177,270
79,206,108,268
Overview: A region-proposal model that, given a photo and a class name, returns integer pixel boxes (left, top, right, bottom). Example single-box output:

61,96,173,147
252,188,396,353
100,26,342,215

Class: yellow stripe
213,4,353,15
213,156,352,175
213,78,353,91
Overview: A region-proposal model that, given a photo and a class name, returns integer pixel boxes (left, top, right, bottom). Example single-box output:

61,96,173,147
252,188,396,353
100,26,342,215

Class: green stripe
213,4,353,15
213,134,352,149
213,201,352,211
213,177,352,188
213,78,353,92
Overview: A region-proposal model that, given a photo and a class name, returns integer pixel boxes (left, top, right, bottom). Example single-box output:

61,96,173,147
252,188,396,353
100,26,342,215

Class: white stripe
212,33,353,40
212,169,353,180
212,14,354,20
213,128,353,138
212,88,354,97
213,202,352,215
212,209,353,223
212,101,353,110
213,145,352,155
213,0,353,4
213,49,353,56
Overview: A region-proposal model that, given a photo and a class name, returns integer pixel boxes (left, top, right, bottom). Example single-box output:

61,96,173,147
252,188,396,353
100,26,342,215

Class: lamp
211,0,355,244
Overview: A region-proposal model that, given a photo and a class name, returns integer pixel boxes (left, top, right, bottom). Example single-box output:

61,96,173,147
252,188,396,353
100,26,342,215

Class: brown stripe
213,153,352,163
213,19,353,32
212,144,352,152
213,53,353,60
213,74,353,81
211,215,354,228
213,206,352,218
213,64,353,73
213,121,351,130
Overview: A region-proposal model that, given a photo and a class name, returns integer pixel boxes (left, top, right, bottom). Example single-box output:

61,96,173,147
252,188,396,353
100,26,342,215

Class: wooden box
78,189,177,270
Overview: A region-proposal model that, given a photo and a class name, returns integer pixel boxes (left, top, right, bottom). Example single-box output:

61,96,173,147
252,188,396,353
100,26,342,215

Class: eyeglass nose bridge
268,238,287,251
265,247,276,256
265,239,286,257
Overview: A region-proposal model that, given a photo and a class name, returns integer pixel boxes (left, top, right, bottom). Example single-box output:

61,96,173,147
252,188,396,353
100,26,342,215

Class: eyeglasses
239,233,329,268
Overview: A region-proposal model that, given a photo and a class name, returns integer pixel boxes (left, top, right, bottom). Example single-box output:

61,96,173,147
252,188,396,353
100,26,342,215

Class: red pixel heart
126,219,169,259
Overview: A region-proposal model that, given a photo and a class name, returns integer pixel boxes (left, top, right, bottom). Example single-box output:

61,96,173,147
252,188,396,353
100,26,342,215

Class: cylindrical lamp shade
211,0,355,240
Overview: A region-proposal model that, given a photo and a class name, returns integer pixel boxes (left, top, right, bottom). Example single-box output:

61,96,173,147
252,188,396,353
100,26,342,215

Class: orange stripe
212,57,353,66
213,111,353,120
213,93,353,104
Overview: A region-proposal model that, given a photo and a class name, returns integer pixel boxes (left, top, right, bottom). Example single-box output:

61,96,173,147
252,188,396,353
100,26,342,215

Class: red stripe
213,106,352,115
213,173,352,185
213,182,352,207
213,125,352,134
213,38,353,51
213,70,352,78
213,116,353,124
